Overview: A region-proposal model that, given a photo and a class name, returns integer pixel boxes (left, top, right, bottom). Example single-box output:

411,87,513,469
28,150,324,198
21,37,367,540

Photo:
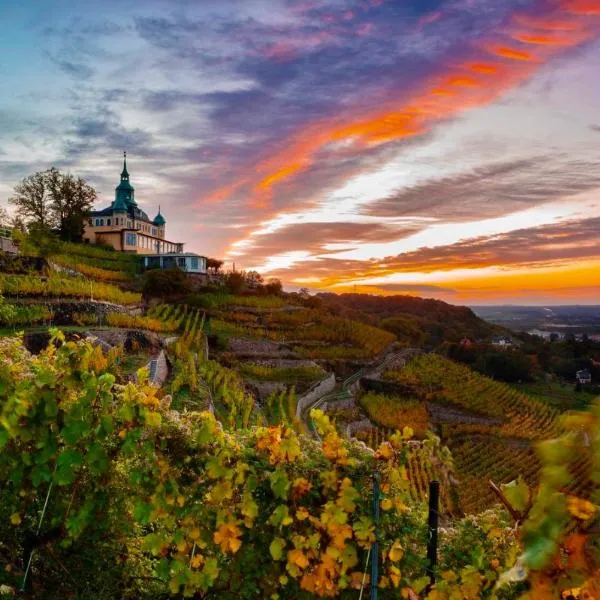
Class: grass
511,380,595,411
116,352,151,377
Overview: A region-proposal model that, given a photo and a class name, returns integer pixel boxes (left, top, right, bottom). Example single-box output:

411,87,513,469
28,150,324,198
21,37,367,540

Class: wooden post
370,472,380,600
426,480,439,585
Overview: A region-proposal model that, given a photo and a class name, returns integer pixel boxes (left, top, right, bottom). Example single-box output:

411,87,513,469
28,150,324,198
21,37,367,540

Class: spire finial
121,151,129,179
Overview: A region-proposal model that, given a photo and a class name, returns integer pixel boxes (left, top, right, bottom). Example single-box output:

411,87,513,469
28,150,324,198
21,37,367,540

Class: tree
8,168,96,240
9,170,53,230
46,167,96,241
225,271,245,294
142,267,192,298
265,278,282,295
244,270,263,289
206,257,224,274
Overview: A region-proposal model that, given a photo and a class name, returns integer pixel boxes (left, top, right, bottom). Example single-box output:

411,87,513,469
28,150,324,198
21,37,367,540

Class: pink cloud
417,10,443,29
356,22,376,36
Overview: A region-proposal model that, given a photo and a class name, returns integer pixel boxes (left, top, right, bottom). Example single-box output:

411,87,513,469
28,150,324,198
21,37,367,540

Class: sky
1,0,599,305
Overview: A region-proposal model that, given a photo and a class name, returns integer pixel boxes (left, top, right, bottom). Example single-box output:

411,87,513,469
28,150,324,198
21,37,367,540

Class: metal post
426,480,440,585
370,472,380,600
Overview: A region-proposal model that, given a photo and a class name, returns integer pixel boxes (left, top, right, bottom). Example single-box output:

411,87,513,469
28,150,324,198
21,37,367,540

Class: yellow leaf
567,496,596,520
288,548,310,569
381,498,393,511
389,565,401,588
145,411,162,427
388,539,404,562
214,522,243,554
190,554,203,569
375,442,394,460
296,507,309,521
10,513,21,526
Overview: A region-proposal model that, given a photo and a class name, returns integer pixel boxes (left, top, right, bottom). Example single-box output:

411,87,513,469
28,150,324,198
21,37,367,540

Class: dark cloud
52,59,94,79
365,156,600,221
63,109,154,159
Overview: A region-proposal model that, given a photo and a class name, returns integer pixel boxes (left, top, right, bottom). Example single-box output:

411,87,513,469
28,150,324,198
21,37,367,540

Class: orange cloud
204,3,600,209
513,33,570,44
467,63,500,74
446,75,481,86
491,46,535,61
513,14,582,31
564,0,600,15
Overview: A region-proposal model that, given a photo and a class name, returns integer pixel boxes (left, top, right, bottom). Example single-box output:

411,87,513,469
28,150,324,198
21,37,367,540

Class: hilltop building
83,154,207,273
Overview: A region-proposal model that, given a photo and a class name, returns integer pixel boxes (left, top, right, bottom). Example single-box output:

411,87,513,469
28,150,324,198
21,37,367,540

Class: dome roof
153,208,166,226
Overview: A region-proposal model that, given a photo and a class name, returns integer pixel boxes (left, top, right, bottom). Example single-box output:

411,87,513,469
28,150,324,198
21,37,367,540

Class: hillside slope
317,292,502,347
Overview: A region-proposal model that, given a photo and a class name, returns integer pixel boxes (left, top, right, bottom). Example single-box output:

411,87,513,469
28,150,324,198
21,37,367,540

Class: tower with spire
83,153,182,255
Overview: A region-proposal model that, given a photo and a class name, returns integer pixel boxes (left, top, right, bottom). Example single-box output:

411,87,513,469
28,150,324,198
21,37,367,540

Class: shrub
142,267,192,298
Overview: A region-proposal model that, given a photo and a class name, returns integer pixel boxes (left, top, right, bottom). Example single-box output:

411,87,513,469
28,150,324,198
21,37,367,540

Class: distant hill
316,292,503,348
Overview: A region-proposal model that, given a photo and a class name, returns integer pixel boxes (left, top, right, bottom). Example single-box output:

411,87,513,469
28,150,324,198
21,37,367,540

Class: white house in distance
84,154,207,274
576,369,592,384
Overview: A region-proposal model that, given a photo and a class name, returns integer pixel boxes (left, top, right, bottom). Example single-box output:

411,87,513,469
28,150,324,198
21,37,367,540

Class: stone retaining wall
320,396,356,414
146,349,168,387
346,419,373,438
42,300,135,324
295,372,336,419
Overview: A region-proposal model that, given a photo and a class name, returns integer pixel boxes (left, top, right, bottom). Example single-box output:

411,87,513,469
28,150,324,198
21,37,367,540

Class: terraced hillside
346,353,565,515
203,294,397,360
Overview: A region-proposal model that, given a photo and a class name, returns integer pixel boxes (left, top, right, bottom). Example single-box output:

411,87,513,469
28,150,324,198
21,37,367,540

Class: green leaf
269,468,290,500
56,449,83,485
501,476,530,514
268,505,292,527
0,428,9,450
269,537,286,560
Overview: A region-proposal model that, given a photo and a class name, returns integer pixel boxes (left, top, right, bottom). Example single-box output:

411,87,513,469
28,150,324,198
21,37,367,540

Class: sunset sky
1,0,599,304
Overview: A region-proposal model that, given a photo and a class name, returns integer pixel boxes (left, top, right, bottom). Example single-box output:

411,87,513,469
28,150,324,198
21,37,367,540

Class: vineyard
0,297,52,326
383,354,560,440
449,437,542,515
359,392,429,438
56,241,140,273
0,320,598,598
210,305,396,360
2,331,595,599
0,273,141,305
53,255,130,281
239,363,325,382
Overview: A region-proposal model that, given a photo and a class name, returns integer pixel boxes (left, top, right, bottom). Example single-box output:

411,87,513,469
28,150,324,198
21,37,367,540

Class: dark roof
89,206,115,217
153,209,166,226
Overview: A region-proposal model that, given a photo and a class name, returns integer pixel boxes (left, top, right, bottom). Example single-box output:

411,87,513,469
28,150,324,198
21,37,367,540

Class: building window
178,257,186,269
107,218,111,226
127,220,132,228
125,233,136,246
191,257,198,270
